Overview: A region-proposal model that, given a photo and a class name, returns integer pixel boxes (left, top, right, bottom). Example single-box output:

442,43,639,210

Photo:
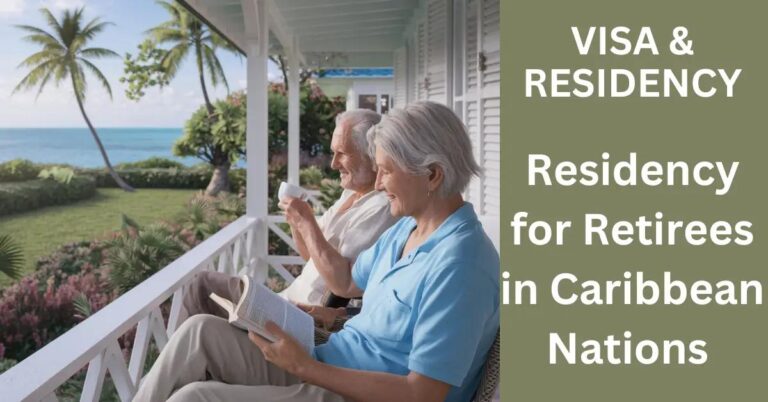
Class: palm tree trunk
195,40,215,116
71,77,135,192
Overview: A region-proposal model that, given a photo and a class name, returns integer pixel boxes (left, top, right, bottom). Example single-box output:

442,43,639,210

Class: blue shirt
314,203,499,402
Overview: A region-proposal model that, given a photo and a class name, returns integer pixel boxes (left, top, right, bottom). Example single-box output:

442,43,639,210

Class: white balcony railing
0,214,305,401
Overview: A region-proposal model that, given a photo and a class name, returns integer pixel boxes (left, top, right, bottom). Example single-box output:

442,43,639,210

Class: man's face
330,124,376,192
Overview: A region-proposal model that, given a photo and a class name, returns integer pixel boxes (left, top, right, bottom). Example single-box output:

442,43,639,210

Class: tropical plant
106,215,188,293
317,179,343,210
12,8,134,192
120,39,171,101
174,94,246,195
141,0,239,114
181,197,221,241
38,167,75,184
0,235,24,279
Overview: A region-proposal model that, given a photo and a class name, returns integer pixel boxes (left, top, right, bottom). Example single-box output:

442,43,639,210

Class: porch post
244,0,269,282
287,42,301,185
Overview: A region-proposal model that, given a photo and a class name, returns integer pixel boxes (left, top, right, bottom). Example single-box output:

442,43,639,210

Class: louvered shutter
479,0,500,217
425,0,450,103
415,21,427,100
463,0,499,217
393,47,408,110
464,0,483,209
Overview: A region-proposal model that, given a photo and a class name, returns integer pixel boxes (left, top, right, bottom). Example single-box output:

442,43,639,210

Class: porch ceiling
179,0,420,66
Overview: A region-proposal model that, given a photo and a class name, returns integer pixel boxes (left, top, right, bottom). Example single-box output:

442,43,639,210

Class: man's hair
335,109,381,162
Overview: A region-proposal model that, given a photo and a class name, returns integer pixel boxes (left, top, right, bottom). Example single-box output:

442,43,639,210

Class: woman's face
374,147,430,218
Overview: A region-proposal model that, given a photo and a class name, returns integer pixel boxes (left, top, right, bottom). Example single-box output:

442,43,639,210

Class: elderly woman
132,101,499,402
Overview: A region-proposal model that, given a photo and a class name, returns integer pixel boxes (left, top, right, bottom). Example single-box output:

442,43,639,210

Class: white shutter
463,0,499,217
480,0,500,217
415,21,428,100
464,0,483,210
425,0,450,104
393,47,408,110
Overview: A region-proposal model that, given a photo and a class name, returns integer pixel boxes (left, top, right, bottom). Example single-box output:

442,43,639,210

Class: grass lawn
0,188,199,287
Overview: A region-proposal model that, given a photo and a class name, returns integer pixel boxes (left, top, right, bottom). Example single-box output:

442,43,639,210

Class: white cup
278,181,307,201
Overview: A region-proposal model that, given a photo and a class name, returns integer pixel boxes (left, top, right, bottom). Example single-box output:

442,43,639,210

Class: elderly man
182,109,398,320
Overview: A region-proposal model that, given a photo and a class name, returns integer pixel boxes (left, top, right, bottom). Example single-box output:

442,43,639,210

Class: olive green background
501,1,768,400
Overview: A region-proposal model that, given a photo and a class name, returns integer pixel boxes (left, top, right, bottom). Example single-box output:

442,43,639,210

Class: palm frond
17,49,61,69
203,44,229,91
79,57,113,99
15,24,62,47
34,67,56,100
70,63,87,102
12,58,59,96
79,18,112,41
160,42,190,80
79,47,120,59
38,8,63,40
146,27,187,45
0,234,24,279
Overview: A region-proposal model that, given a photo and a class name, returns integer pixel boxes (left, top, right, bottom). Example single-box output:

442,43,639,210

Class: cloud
40,0,86,11
0,0,25,17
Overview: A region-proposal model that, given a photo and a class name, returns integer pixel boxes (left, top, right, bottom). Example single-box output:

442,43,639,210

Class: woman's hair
367,101,481,197
335,109,381,162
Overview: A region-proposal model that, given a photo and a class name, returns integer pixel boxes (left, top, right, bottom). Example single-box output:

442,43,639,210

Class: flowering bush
0,264,116,362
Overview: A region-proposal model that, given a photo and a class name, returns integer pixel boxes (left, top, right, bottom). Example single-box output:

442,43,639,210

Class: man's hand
278,197,315,228
297,303,346,330
248,321,315,377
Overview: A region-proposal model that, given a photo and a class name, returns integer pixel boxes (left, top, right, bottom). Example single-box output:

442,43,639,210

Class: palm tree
147,0,238,116
0,234,23,279
13,8,134,192
147,1,240,195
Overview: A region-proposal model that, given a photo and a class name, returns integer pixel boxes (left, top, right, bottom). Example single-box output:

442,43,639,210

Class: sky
0,0,282,128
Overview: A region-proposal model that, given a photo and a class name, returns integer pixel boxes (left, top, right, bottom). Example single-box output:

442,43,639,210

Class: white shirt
279,189,397,305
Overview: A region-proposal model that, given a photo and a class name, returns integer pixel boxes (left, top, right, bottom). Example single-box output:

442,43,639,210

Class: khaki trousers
181,271,243,321
132,314,348,402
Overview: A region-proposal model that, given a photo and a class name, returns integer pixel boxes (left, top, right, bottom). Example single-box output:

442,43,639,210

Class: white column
287,45,300,185
244,0,269,283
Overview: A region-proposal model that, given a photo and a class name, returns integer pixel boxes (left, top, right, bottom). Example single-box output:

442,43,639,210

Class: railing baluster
105,341,136,402
128,315,152,386
149,307,169,352
232,236,243,273
267,221,299,252
217,246,230,274
79,350,107,402
166,287,185,337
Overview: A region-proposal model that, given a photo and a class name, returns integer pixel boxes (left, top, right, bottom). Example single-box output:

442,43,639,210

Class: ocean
0,127,200,168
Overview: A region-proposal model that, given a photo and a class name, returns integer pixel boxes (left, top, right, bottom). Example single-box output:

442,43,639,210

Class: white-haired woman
132,101,499,402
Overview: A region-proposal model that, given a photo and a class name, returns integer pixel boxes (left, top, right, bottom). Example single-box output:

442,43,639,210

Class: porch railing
0,215,306,401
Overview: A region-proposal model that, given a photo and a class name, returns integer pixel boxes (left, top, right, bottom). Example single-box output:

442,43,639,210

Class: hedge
0,176,97,216
89,168,246,192
0,159,41,182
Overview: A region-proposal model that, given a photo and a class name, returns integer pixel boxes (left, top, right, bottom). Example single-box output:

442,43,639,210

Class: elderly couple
133,101,499,402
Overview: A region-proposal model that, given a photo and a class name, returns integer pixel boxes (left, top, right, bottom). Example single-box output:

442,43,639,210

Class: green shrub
116,157,186,170
38,167,75,184
89,168,246,192
318,179,343,210
0,159,41,182
0,176,96,217
107,219,189,293
300,166,324,189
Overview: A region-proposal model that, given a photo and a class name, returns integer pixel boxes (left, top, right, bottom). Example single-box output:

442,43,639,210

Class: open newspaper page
236,275,315,354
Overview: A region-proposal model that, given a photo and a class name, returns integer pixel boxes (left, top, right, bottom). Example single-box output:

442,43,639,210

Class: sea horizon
0,127,200,168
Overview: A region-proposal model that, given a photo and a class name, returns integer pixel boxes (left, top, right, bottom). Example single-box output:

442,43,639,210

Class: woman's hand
278,197,315,228
297,303,346,330
248,321,314,377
